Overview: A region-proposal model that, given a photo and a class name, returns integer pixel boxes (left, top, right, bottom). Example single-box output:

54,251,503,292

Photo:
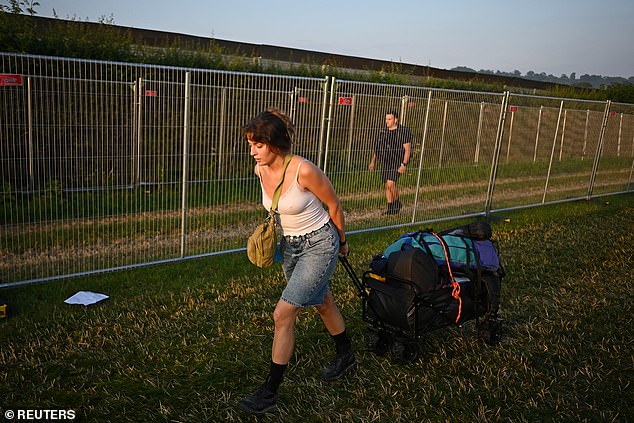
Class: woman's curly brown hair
243,108,295,155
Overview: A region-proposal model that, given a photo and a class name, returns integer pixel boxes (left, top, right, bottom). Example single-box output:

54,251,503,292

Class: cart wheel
390,338,420,363
366,328,390,356
478,318,502,345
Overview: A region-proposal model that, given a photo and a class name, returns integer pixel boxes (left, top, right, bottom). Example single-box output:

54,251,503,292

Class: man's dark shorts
381,165,401,183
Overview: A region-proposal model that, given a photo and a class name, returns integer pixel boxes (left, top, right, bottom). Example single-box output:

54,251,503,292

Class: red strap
431,232,462,323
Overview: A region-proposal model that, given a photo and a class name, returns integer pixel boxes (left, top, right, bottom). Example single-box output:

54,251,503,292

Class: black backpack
386,248,440,293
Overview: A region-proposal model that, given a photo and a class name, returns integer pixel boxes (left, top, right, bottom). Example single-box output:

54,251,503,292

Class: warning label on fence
339,97,353,105
0,74,23,86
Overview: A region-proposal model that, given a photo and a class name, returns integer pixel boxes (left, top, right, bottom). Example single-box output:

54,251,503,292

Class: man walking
369,111,412,215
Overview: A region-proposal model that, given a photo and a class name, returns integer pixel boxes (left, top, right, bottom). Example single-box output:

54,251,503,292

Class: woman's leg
238,299,301,414
315,291,345,336
272,299,302,364
316,291,355,381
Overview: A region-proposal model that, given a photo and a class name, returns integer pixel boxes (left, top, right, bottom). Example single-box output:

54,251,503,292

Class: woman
238,109,354,414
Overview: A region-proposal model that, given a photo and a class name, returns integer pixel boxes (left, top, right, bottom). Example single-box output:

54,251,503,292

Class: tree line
452,66,634,89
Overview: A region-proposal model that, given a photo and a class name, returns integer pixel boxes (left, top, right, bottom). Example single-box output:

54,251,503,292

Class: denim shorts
279,220,339,307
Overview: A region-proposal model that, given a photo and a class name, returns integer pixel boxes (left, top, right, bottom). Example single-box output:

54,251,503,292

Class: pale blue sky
34,0,634,78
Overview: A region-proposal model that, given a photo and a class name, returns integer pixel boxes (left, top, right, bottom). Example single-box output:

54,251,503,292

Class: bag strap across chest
270,154,293,212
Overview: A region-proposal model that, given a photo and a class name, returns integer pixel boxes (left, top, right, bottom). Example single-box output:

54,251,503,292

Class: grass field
1,194,632,422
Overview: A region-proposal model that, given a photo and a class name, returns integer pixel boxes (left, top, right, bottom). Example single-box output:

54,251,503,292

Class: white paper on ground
64,291,109,306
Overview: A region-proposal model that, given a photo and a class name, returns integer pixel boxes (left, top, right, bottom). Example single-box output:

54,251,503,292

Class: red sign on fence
509,106,518,113
339,97,353,105
0,74,23,86
298,97,308,103
145,90,158,97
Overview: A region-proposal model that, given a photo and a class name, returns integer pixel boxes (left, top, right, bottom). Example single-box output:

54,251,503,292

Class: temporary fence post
474,101,484,163
543,100,564,203
180,72,191,258
588,100,611,199
323,76,336,174
27,76,34,191
412,90,433,222
438,100,448,167
217,88,227,177
559,109,567,161
484,91,509,215
617,113,623,157
346,94,357,168
289,87,298,121
400,95,409,125
135,77,143,186
506,105,515,164
582,109,589,160
317,76,330,169
130,79,137,187
533,105,543,162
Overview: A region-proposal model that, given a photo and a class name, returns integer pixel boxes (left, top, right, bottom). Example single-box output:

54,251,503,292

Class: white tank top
259,159,330,236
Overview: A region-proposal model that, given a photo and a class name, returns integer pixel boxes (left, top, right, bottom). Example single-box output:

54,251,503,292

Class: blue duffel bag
382,223,501,272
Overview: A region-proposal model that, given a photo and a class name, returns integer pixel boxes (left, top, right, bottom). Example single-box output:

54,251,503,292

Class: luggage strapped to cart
376,224,503,322
339,221,504,362
428,232,463,323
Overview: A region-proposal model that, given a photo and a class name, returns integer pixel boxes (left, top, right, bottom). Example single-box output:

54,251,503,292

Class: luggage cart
339,228,503,363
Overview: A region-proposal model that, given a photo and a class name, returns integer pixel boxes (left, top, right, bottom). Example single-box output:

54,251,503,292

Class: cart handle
338,255,367,298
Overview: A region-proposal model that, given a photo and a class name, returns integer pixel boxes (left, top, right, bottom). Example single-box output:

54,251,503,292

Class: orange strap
431,232,462,323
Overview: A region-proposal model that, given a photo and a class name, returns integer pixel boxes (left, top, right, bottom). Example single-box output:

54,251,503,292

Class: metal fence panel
181,72,328,257
0,53,328,284
327,80,507,228
1,53,632,286
491,94,609,209
593,102,634,195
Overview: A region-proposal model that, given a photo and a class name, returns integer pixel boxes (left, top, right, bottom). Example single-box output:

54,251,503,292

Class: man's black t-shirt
373,125,413,170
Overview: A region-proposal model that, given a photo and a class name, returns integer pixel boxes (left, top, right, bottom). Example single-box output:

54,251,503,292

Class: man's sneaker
322,350,356,381
238,384,278,414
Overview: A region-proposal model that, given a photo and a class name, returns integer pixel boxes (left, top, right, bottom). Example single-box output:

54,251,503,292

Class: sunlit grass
1,194,632,422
